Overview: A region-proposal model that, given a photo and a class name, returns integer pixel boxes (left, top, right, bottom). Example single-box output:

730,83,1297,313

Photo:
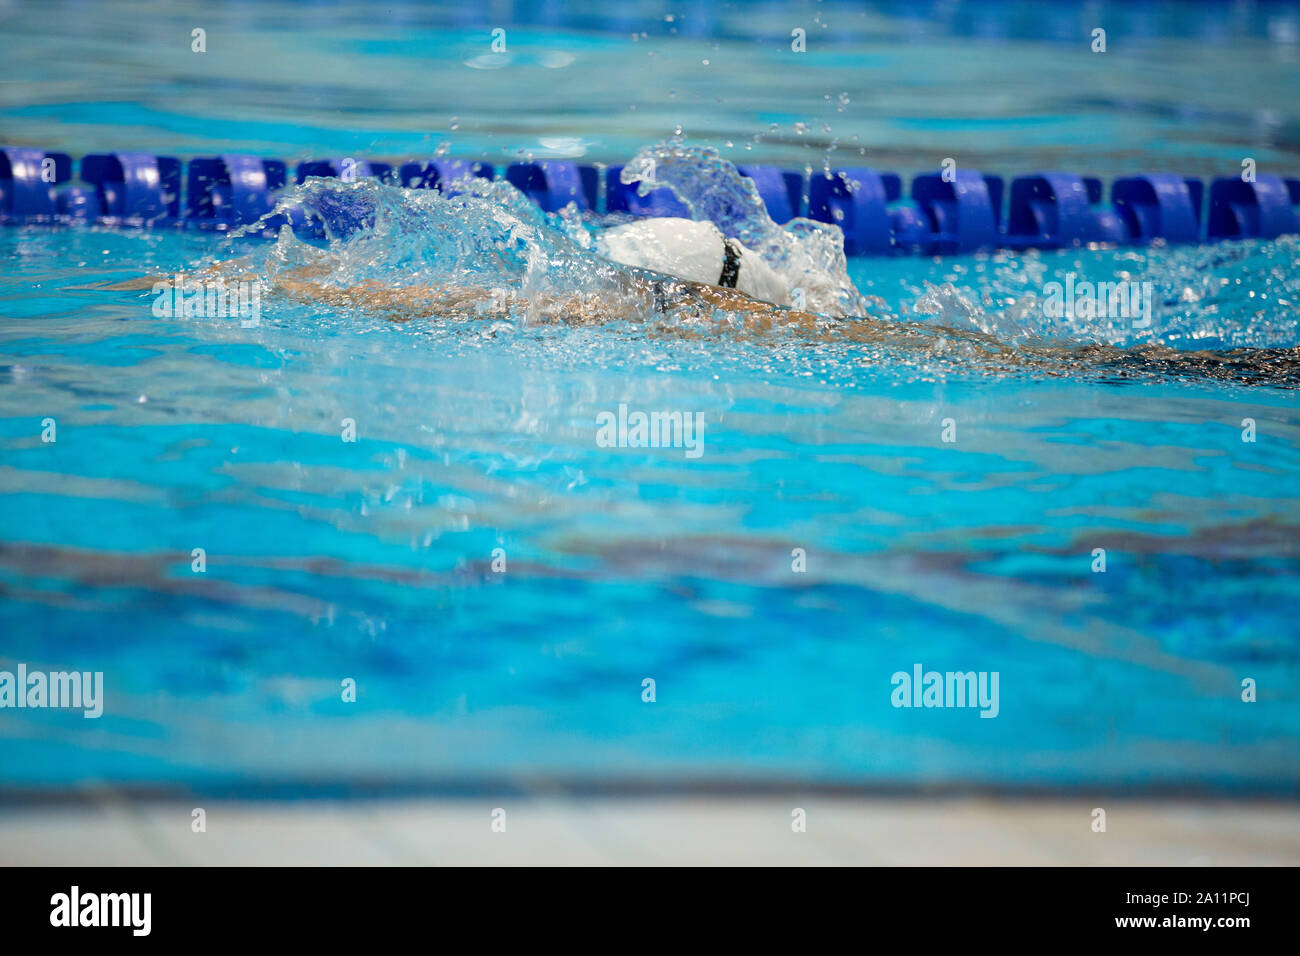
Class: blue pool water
1,0,1299,796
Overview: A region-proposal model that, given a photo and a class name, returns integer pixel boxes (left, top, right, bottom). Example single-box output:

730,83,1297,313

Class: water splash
257,174,612,296
203,151,1300,389
230,146,870,327
620,142,867,317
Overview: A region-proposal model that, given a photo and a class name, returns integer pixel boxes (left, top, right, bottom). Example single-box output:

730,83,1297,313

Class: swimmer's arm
273,272,647,324
100,256,264,291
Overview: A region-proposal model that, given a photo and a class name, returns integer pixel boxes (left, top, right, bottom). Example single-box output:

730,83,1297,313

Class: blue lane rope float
3,146,1299,255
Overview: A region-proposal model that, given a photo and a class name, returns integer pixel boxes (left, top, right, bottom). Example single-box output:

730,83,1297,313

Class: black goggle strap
718,237,742,289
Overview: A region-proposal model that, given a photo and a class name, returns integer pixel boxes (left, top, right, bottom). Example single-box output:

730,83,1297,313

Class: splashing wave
210,144,1300,389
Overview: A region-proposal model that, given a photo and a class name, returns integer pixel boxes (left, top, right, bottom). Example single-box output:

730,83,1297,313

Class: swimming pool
1,0,1298,799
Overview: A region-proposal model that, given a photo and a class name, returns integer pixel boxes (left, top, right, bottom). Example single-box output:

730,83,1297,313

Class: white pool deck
3,796,1298,865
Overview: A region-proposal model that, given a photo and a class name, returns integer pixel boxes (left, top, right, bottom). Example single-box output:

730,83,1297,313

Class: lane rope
2,148,1297,255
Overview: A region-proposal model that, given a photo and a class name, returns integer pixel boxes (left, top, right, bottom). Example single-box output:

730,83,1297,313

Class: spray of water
234,142,867,324
620,142,867,317
204,147,1300,389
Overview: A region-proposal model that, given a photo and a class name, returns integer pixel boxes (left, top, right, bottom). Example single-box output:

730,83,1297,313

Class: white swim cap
596,218,792,307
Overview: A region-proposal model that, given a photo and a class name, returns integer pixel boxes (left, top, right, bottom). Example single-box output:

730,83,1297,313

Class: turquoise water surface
1,0,1298,796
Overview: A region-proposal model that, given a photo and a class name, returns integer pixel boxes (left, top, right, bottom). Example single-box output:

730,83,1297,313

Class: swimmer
108,213,835,331
263,214,849,330
263,260,831,333
98,222,1300,390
